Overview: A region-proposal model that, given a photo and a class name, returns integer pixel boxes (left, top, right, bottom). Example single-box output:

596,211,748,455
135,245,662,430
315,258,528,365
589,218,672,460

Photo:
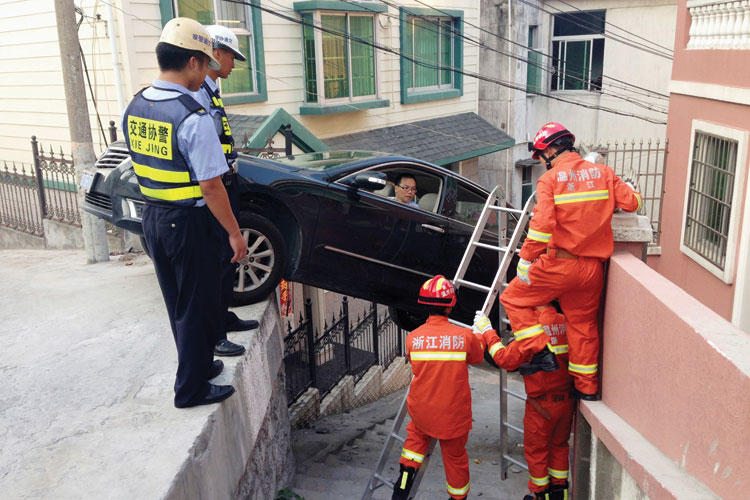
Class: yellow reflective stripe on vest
488,342,504,357
211,96,224,107
634,192,642,211
410,351,467,361
568,362,598,374
401,448,425,463
222,143,232,154
550,344,568,354
528,228,551,243
554,190,610,205
446,481,470,496
548,467,569,479
132,161,191,184
139,184,202,201
530,474,550,486
514,324,544,341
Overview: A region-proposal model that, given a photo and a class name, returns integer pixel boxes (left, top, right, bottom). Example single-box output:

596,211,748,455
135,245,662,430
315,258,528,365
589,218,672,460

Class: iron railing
584,138,669,246
31,137,80,227
0,161,44,237
283,297,406,405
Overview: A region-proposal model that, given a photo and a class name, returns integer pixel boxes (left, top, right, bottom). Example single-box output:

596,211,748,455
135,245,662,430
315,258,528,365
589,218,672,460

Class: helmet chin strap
538,146,574,170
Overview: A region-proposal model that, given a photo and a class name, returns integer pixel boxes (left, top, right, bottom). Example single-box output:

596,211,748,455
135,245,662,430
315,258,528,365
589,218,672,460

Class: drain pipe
106,1,125,114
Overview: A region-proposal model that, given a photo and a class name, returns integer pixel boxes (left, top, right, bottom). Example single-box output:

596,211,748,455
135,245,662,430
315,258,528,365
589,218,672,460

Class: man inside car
391,173,419,208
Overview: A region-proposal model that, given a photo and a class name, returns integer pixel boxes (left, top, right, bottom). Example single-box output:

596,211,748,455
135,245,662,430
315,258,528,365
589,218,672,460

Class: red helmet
528,122,575,159
418,275,457,307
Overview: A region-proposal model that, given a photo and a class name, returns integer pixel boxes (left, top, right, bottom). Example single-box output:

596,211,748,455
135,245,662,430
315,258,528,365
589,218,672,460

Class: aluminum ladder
362,187,535,499
450,185,536,479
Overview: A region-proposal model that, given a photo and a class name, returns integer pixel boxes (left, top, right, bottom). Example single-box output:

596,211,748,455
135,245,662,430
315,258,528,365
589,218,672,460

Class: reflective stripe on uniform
517,260,530,277
548,467,569,479
530,474,550,486
133,161,191,184
634,192,643,211
568,362,598,374
211,96,224,107
446,480,470,496
527,228,551,243
550,344,568,354
401,448,425,464
488,342,504,357
139,184,202,201
554,190,609,205
513,324,544,341
222,143,232,154
410,351,467,361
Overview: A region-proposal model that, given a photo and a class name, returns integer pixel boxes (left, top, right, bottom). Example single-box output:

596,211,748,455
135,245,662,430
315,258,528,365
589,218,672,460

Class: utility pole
55,0,109,263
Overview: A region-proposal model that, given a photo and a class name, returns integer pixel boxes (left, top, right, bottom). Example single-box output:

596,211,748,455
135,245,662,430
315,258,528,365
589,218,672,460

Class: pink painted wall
600,252,750,499
671,0,750,88
652,93,750,320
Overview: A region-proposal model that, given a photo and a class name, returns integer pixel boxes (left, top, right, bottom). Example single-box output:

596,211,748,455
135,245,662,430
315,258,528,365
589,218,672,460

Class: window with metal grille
683,131,738,271
551,10,605,92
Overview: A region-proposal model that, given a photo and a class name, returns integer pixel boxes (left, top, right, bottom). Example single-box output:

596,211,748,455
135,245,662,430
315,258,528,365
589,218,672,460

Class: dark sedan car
82,145,505,329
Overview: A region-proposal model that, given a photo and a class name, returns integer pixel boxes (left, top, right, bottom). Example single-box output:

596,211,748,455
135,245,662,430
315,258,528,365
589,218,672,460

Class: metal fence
584,138,669,246
32,137,81,227
0,161,44,237
283,297,406,405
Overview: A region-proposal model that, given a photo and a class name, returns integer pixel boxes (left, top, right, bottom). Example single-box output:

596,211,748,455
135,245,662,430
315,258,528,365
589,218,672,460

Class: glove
624,180,635,191
517,258,532,285
472,311,493,335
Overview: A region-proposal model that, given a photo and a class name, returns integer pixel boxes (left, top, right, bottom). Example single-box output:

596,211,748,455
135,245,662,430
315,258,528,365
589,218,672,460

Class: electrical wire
227,0,666,124
75,5,108,146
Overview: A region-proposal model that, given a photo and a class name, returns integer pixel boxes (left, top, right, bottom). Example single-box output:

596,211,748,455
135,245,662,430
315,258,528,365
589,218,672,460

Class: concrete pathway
291,365,531,500
0,249,266,499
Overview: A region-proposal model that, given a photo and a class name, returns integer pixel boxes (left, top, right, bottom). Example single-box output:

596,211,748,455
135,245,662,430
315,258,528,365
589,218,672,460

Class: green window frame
399,7,463,104
299,10,379,105
160,0,267,104
526,25,542,93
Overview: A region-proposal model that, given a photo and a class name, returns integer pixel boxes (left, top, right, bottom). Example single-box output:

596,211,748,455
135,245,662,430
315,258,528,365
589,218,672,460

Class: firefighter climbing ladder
361,187,535,499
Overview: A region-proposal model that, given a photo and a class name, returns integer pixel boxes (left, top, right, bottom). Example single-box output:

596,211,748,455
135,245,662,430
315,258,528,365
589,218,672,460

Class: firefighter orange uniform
394,276,485,500
477,306,573,500
500,122,641,397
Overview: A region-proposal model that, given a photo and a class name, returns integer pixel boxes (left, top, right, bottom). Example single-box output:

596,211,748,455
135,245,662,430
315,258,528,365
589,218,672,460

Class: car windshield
272,151,389,171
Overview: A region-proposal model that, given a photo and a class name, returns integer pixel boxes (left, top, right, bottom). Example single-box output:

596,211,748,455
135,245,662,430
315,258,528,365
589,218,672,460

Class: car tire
388,306,428,332
232,212,286,306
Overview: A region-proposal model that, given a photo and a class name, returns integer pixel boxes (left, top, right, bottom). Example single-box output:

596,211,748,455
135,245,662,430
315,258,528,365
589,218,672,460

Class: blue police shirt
193,76,224,136
122,80,228,207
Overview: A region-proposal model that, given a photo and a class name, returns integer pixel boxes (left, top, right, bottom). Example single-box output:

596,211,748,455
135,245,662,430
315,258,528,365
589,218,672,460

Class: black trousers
213,174,241,344
142,203,223,407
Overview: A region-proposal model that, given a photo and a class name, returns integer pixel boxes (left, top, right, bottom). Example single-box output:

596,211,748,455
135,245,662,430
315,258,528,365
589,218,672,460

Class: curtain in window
412,18,438,87
322,15,349,99
350,16,375,97
302,13,318,102
221,36,254,94
177,0,214,24
440,19,452,85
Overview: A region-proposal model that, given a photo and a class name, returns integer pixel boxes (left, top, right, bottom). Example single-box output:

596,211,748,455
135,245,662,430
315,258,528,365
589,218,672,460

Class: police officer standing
122,18,247,408
195,24,259,359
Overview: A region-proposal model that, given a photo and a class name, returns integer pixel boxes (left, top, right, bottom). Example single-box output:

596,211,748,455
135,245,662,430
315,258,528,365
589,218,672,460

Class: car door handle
421,224,445,233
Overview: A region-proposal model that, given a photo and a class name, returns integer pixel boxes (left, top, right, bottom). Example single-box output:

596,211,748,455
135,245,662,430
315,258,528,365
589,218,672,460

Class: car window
451,183,497,228
338,166,445,213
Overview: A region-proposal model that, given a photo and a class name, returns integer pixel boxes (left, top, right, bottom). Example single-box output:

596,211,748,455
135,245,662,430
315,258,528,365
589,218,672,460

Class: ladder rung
503,454,529,471
489,205,523,215
503,388,527,401
455,279,491,293
503,422,524,434
390,433,405,443
373,473,394,489
472,241,508,252
449,319,471,329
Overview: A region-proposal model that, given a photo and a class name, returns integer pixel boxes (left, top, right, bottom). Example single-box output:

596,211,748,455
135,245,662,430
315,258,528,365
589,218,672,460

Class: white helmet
160,17,221,70
206,25,248,62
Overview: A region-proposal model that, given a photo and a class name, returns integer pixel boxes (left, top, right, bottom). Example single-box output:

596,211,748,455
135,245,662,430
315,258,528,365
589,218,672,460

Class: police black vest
123,88,207,206
201,81,237,162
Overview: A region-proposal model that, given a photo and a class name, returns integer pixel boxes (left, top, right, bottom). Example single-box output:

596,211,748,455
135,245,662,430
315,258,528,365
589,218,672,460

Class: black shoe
214,339,246,357
392,464,417,500
519,346,560,376
209,360,224,379
175,384,235,408
550,481,569,500
572,389,600,401
226,317,259,332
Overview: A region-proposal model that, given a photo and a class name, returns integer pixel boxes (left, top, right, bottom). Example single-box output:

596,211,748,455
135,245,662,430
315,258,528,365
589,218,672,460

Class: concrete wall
577,251,750,499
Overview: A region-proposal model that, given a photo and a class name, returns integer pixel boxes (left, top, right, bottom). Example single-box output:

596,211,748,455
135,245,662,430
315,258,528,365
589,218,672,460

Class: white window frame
550,12,604,93
680,120,748,284
306,11,380,105
406,16,455,93
172,0,259,98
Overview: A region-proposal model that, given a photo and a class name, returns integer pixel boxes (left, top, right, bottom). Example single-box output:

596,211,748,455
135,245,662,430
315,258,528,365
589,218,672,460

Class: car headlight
124,198,144,221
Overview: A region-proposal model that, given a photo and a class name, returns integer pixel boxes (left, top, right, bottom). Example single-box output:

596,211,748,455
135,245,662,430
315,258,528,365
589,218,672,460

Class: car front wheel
232,212,286,306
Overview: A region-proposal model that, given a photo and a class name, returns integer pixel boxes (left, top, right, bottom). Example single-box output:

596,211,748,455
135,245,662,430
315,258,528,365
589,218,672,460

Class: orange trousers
524,395,574,492
501,254,604,393
399,421,470,499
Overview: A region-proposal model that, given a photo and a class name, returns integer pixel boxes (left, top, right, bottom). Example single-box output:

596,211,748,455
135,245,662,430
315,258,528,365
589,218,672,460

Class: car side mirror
352,171,388,191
